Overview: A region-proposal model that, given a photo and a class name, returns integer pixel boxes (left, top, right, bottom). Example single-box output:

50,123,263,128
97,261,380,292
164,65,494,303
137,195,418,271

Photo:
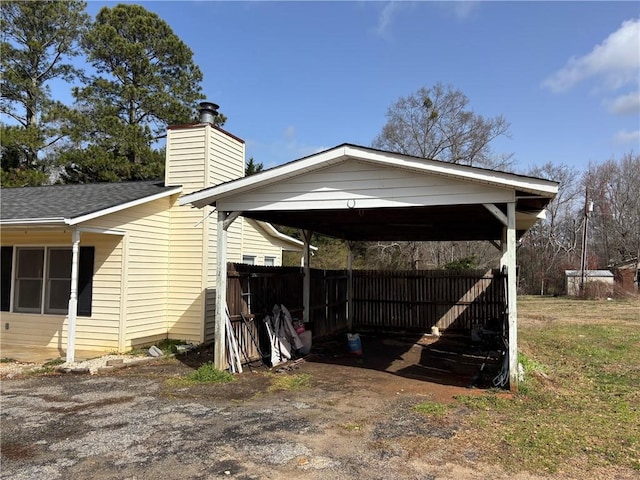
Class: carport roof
180,144,558,242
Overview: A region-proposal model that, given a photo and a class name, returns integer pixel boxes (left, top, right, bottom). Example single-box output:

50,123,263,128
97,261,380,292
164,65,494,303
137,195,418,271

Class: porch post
66,229,81,363
506,202,518,391
215,210,229,370
302,230,312,324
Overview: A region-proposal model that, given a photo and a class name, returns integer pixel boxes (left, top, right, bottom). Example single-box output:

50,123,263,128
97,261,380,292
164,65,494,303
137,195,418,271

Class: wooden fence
226,263,506,363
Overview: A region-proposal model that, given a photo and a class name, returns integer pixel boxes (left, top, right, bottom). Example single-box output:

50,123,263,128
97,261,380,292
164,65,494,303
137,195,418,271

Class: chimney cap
198,101,219,124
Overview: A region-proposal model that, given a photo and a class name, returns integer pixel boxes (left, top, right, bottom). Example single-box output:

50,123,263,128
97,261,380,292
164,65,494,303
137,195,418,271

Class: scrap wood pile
263,304,312,367
224,303,312,373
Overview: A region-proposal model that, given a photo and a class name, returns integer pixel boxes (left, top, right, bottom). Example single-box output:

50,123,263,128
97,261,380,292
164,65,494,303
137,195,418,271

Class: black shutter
1,246,12,311
78,246,94,317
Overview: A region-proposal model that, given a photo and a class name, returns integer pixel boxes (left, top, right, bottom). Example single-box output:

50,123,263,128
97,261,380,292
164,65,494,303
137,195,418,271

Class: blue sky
83,1,639,172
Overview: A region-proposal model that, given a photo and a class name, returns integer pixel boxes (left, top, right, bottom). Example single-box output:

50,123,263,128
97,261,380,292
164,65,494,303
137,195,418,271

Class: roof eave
179,144,558,209
67,186,182,225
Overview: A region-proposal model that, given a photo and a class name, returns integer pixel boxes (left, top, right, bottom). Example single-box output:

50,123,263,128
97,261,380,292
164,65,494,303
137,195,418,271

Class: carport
179,144,558,389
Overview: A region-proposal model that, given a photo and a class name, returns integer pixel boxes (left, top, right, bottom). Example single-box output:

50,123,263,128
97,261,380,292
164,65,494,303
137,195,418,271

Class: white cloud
613,129,640,145
283,125,296,139
433,1,480,20
543,18,640,93
449,1,480,20
374,2,402,38
605,91,640,115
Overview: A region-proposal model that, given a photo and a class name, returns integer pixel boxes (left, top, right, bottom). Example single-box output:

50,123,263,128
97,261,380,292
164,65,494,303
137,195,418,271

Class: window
1,246,94,316
15,248,45,313
264,256,276,267
45,249,72,313
242,255,256,265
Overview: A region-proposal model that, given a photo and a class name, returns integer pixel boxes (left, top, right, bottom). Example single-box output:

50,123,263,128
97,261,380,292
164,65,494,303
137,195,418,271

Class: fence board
227,264,507,361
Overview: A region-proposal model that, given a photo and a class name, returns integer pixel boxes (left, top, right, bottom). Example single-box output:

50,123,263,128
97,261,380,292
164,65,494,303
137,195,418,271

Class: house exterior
0,108,303,360
565,270,615,297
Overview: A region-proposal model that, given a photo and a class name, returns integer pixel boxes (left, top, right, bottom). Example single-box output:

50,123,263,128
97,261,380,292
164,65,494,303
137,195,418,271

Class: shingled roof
1,181,181,225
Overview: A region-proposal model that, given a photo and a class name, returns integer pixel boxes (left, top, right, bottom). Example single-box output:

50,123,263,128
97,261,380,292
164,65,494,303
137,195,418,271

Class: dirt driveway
2,336,549,480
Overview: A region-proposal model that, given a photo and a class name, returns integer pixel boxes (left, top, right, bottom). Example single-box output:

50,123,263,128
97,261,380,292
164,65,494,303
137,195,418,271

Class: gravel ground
1,338,633,480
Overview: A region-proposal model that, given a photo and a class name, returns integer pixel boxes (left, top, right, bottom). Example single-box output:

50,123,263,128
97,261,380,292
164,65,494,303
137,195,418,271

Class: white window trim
11,245,71,316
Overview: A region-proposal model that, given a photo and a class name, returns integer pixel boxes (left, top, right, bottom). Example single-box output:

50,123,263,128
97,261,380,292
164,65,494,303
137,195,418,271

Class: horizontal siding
0,231,122,352
208,128,244,187
219,160,514,211
83,197,173,347
165,127,211,344
165,127,206,194
241,219,282,266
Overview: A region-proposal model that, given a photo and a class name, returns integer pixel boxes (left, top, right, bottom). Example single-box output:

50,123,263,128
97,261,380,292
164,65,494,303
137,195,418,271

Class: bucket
347,333,362,355
299,330,312,355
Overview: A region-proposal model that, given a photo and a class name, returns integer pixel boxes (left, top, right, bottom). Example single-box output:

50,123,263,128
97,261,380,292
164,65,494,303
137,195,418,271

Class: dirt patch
1,330,633,480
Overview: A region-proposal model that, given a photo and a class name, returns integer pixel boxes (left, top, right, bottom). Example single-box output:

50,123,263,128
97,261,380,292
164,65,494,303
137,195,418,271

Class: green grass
455,296,640,474
24,358,66,375
341,422,363,431
166,362,235,387
267,373,312,392
413,401,450,417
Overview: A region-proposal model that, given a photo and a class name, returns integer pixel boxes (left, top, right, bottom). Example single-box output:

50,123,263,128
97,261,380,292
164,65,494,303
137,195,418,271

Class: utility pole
579,189,593,296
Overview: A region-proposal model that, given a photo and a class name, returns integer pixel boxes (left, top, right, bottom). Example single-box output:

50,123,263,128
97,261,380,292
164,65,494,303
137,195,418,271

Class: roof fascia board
180,143,558,209
345,145,559,196
0,218,65,226
66,186,182,225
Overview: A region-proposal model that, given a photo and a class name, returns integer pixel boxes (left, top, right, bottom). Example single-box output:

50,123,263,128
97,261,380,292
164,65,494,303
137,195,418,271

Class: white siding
218,160,515,211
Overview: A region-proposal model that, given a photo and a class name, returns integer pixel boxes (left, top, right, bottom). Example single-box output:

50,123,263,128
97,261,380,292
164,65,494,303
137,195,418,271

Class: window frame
242,254,256,265
2,245,94,317
264,256,277,267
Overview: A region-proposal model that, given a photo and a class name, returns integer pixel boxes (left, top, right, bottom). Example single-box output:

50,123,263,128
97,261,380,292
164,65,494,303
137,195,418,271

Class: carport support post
302,230,312,324
347,241,354,331
505,202,518,391
66,229,81,364
215,210,229,370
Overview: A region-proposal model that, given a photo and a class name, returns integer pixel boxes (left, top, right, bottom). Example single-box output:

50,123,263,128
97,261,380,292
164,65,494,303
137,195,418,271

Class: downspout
66,229,81,363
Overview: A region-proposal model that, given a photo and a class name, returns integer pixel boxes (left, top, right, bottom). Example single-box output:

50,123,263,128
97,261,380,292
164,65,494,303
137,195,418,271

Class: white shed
565,270,615,297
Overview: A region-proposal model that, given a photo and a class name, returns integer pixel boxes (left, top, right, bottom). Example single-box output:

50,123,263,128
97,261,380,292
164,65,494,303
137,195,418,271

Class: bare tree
373,83,512,169
586,152,640,267
517,163,583,294
367,83,513,270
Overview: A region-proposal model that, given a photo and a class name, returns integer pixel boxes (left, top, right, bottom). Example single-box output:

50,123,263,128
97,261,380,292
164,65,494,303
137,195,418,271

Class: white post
302,230,312,324
506,202,518,391
215,210,228,370
66,229,81,363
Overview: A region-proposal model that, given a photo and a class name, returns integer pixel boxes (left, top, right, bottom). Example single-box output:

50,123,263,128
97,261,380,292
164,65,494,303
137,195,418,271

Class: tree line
1,1,220,186
2,2,637,294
